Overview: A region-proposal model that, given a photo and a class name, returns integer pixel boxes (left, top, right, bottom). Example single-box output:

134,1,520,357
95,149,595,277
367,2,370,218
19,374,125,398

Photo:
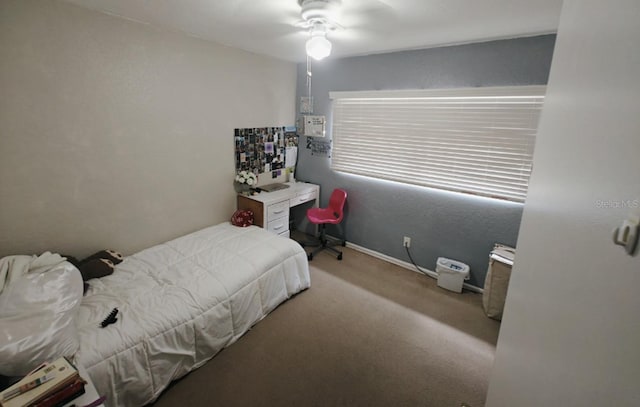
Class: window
330,86,545,202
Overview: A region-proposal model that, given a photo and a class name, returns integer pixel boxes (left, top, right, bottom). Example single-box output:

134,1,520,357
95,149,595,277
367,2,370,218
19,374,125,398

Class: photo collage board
234,126,298,179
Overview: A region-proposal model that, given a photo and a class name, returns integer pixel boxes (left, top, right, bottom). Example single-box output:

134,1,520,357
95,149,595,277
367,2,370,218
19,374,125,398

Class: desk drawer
267,215,289,234
267,200,289,221
290,191,317,207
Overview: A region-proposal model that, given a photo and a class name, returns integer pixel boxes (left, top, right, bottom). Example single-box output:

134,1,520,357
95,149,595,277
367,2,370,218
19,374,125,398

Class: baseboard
343,241,483,294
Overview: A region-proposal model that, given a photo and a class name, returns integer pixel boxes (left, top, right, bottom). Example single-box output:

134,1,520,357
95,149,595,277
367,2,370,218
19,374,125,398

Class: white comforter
74,223,310,406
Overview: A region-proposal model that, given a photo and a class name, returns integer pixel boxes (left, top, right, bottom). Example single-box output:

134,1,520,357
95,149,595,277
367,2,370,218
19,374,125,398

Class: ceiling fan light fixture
306,35,332,60
299,1,340,61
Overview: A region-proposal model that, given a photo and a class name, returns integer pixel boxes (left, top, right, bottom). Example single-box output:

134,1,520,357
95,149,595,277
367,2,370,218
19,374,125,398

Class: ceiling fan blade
332,0,399,32
294,20,314,29
341,0,397,13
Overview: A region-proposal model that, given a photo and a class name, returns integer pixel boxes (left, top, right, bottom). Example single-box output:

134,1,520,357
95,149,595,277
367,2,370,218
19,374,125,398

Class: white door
486,1,640,406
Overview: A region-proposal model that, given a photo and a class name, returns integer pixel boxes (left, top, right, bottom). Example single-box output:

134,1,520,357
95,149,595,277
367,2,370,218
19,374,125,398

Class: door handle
613,220,639,256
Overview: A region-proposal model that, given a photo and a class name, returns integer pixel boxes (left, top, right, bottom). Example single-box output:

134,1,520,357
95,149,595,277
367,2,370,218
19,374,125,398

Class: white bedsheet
74,223,310,406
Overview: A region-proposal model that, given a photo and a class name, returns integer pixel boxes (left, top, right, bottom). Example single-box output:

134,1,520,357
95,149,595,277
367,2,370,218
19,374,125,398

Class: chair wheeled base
303,224,346,261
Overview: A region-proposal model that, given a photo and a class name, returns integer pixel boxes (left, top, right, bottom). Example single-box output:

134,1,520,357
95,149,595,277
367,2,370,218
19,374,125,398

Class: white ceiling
63,0,563,63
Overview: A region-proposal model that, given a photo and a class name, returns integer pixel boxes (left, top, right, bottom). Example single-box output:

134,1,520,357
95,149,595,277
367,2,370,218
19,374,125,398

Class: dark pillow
62,254,80,268
231,210,254,227
79,258,115,281
82,249,123,265
66,250,122,295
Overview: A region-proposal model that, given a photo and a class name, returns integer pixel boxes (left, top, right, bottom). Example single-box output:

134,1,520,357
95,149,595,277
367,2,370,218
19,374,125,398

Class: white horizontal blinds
330,86,545,202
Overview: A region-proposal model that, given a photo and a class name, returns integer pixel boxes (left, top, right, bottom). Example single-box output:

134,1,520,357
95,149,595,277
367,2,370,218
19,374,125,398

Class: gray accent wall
295,35,556,288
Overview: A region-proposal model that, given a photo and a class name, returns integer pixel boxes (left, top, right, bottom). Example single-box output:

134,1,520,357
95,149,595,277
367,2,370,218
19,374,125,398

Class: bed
73,222,310,406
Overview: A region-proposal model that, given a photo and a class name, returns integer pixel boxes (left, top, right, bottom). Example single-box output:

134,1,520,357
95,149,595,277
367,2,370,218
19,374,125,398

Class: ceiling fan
294,0,396,60
295,0,343,30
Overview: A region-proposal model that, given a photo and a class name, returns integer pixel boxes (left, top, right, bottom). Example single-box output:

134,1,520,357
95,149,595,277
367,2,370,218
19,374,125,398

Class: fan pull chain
306,54,313,98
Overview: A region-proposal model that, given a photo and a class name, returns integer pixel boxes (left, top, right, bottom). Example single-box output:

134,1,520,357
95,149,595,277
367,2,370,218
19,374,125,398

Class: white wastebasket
435,257,470,293
483,244,516,320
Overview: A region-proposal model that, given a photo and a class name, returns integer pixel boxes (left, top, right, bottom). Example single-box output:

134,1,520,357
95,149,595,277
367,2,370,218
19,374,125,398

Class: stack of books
0,357,86,407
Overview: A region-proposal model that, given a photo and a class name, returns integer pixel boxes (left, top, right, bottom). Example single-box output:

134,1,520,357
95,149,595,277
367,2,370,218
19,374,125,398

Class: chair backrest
328,189,347,222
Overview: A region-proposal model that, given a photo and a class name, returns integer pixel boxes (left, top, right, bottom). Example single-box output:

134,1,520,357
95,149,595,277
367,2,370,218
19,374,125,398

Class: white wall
486,1,640,405
0,0,296,258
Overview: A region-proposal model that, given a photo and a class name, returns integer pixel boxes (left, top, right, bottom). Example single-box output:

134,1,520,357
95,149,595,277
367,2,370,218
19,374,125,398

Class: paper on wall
285,147,297,168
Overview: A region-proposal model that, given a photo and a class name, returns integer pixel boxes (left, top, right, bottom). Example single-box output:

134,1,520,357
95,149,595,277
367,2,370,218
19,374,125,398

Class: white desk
237,181,320,237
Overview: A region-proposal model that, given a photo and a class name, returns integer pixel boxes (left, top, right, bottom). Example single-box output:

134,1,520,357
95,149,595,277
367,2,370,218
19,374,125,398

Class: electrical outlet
403,236,411,248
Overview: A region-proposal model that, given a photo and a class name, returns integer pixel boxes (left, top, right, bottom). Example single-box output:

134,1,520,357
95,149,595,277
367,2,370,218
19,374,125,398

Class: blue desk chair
304,188,347,261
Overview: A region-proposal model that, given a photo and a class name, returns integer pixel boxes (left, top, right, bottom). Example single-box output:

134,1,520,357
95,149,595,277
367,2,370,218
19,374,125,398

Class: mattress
74,223,310,406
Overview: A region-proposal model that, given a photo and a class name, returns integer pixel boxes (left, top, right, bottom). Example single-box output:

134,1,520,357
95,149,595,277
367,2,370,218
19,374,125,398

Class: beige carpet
151,245,500,407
